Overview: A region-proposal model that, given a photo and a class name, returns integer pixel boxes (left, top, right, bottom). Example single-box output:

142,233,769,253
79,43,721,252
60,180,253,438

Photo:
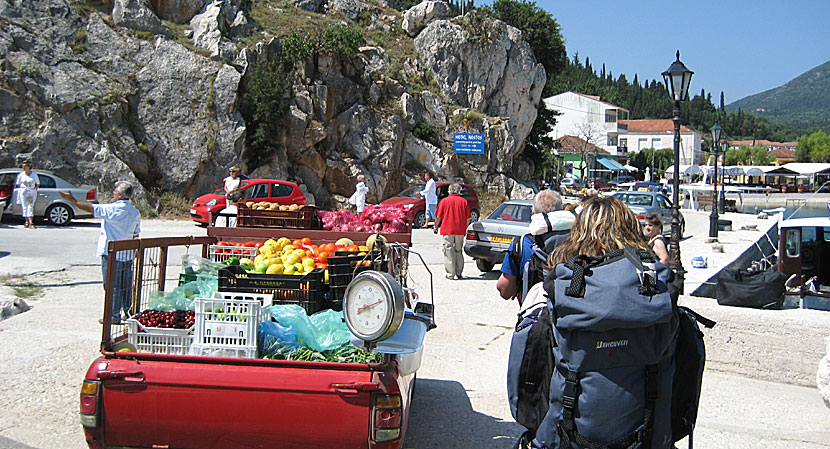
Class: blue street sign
453,132,485,154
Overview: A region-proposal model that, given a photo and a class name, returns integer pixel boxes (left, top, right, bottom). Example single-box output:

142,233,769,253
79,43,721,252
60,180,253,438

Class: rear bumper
463,242,506,263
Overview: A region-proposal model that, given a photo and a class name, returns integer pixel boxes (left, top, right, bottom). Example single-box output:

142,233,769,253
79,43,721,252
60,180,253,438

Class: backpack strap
557,366,659,449
563,250,623,298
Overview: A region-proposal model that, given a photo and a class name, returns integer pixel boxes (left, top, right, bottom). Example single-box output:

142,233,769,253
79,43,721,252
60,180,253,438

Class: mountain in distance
726,60,830,132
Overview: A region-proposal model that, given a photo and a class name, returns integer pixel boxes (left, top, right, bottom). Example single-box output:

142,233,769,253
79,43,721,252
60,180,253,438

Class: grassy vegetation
156,191,192,219
450,109,486,128
71,29,87,54
1,278,43,299
478,190,506,218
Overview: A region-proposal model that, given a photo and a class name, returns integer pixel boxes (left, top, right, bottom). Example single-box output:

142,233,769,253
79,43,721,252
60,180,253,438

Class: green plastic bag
264,306,351,352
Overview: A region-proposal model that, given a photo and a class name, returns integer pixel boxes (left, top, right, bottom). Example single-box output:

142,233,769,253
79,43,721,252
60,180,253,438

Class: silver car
612,191,685,237
0,169,97,225
463,199,534,272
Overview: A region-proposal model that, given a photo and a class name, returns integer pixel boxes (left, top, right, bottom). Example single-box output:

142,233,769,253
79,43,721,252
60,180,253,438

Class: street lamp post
593,149,599,183
662,50,693,293
709,124,722,239
719,140,728,214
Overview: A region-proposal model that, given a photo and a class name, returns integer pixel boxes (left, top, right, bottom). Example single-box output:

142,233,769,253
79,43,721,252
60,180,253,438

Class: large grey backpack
533,248,679,449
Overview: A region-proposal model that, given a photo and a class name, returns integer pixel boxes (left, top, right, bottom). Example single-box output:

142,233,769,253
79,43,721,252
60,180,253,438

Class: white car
0,169,98,225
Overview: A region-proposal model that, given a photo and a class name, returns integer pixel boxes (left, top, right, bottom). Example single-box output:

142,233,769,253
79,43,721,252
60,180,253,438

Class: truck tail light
86,189,96,201
79,380,100,428
372,394,402,442
637,214,645,220
466,231,478,241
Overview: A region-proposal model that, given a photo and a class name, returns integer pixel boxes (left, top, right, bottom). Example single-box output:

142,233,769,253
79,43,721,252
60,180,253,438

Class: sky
524,0,830,105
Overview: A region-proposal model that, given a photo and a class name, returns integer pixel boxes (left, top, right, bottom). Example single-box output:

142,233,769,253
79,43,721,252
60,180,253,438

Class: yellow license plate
490,236,512,243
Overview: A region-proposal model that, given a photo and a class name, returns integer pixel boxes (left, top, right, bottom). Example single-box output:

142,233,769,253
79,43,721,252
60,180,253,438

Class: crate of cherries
133,309,195,330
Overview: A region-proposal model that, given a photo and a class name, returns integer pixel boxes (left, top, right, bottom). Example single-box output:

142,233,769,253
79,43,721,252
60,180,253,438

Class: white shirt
15,171,39,205
93,200,142,260
224,176,241,194
353,181,368,209
421,178,437,205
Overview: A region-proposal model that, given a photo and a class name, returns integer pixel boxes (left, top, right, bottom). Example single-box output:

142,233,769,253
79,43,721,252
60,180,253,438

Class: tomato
254,242,264,248
244,241,256,247
217,241,228,246
321,243,336,253
301,237,312,246
316,252,329,263
292,239,302,248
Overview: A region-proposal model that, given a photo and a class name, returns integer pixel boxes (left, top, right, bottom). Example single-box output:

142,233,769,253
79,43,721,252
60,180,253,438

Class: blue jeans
102,256,134,321
425,203,437,219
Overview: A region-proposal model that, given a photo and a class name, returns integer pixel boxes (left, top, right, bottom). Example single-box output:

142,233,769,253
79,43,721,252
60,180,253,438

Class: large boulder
190,0,241,61
113,0,173,35
415,13,546,163
328,0,369,21
402,1,450,37
149,0,205,23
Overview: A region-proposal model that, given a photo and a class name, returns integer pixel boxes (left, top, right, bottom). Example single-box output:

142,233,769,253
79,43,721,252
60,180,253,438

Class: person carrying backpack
497,190,574,304
516,196,713,449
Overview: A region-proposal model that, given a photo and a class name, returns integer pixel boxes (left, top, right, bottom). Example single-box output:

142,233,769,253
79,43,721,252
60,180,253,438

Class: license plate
490,236,512,243
189,208,196,214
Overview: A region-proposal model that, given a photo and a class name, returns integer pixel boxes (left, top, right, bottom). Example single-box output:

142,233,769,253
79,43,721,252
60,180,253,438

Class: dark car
0,169,97,225
381,182,480,228
190,179,306,225
612,191,684,237
463,199,533,272
609,175,636,186
585,177,612,191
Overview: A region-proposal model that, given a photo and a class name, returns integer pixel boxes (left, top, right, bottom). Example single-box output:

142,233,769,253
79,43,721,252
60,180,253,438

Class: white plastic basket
209,244,258,263
187,343,258,359
126,319,194,355
194,293,266,356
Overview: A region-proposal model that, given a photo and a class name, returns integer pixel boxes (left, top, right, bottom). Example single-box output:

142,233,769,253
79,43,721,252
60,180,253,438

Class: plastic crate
236,205,321,229
178,272,197,286
327,250,387,310
187,343,258,359
212,291,274,308
218,265,325,315
194,294,264,358
209,244,258,263
126,319,194,355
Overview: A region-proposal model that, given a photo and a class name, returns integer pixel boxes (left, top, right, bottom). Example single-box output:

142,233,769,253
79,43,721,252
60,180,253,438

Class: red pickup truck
80,228,426,449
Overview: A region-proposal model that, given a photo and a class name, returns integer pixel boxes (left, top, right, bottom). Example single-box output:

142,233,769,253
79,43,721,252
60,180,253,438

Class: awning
597,156,626,171
623,164,639,172
665,165,702,176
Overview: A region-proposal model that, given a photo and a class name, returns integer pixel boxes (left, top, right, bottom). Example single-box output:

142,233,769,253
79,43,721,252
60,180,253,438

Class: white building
622,120,702,165
543,91,629,156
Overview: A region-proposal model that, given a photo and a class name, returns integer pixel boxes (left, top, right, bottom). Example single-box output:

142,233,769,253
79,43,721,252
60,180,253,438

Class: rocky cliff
0,0,544,209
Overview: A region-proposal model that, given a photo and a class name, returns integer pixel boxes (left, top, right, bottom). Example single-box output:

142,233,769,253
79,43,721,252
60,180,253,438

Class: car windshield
396,184,426,198
615,193,653,206
488,203,532,222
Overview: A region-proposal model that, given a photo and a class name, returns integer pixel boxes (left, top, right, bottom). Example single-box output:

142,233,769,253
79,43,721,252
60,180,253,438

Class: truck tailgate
100,357,376,449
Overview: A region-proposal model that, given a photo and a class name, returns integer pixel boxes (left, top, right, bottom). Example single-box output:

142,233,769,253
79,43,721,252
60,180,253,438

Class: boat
777,201,830,310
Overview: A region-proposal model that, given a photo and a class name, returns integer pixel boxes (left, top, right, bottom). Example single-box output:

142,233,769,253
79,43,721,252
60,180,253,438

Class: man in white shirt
61,181,141,324
418,172,438,229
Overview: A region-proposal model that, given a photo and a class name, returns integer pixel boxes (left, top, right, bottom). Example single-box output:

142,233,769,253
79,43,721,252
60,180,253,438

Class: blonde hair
357,175,365,182
547,196,649,267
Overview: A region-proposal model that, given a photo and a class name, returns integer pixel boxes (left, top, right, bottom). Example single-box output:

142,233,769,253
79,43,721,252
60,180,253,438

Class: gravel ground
0,220,828,448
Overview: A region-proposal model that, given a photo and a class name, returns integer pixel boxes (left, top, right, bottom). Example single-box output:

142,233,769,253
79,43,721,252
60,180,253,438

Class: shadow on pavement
0,251,8,259
404,378,522,448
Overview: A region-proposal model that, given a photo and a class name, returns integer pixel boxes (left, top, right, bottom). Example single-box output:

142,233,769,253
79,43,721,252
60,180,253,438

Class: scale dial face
344,277,391,339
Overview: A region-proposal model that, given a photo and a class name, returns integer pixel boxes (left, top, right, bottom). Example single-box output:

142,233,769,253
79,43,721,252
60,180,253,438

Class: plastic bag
264,305,351,352
148,290,181,312
181,254,225,277
258,320,300,356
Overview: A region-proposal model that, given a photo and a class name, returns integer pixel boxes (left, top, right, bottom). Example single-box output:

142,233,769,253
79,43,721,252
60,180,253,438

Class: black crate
327,250,387,310
218,265,325,315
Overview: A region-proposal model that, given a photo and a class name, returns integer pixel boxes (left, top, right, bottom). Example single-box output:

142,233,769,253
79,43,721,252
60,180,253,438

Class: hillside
726,60,830,130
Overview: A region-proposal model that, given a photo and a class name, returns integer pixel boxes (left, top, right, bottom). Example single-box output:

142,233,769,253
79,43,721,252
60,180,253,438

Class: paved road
0,219,828,448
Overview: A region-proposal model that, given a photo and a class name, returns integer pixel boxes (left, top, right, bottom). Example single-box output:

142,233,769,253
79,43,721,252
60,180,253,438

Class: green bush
412,122,441,147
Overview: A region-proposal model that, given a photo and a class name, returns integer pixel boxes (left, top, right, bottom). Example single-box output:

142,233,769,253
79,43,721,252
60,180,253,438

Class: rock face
401,1,450,37
1,0,546,211
415,13,546,169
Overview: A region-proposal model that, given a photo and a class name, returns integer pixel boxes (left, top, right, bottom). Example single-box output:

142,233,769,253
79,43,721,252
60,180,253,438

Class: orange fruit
301,237,312,246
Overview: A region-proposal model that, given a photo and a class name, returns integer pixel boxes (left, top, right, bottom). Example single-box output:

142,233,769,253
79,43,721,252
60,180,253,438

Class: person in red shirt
434,183,471,280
